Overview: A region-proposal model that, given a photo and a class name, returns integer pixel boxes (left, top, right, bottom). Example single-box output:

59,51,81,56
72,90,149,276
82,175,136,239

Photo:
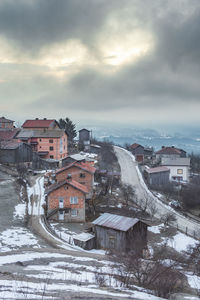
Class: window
70,196,78,204
50,155,54,159
49,139,53,143
71,209,77,216
49,146,54,151
177,169,183,174
67,173,72,180
80,173,86,178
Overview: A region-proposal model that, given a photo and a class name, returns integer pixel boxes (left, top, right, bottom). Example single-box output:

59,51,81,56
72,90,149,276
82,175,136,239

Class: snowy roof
73,232,95,242
161,157,190,166
92,213,142,232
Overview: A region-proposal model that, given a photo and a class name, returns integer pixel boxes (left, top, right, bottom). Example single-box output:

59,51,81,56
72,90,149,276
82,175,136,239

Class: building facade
161,157,190,182
17,129,68,160
46,179,88,222
56,162,96,197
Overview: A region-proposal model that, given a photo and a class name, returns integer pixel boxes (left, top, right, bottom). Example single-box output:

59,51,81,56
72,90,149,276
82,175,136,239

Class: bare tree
110,242,184,298
161,213,177,226
121,183,136,206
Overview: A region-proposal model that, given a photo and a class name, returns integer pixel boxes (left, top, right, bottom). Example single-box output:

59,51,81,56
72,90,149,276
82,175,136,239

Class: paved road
114,146,200,239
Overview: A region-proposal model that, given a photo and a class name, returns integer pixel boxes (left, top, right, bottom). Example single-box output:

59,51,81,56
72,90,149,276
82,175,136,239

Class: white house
161,157,190,182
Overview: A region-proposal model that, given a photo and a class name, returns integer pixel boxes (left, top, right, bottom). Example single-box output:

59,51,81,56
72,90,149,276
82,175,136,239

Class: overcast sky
0,0,200,128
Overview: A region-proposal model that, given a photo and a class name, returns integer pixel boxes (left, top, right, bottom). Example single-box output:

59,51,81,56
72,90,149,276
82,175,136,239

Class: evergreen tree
58,118,77,142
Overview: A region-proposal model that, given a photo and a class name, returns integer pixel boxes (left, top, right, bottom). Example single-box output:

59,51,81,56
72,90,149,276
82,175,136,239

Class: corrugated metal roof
17,129,65,138
146,166,169,174
92,213,140,232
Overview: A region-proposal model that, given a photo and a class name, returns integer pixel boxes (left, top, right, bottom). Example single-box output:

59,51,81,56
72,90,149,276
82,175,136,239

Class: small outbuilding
73,232,95,250
0,141,32,164
92,213,148,252
144,166,170,187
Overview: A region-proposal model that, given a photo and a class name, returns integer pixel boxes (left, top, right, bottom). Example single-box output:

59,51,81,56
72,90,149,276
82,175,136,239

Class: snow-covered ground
149,224,198,252
0,250,166,300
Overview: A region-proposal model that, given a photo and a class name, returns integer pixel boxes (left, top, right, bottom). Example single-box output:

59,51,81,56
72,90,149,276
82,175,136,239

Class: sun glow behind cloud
100,30,154,66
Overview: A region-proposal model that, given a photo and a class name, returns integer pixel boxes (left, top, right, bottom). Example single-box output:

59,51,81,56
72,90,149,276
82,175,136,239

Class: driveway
114,146,200,239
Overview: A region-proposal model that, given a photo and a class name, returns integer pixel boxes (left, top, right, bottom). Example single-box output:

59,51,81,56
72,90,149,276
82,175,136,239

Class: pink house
17,129,68,160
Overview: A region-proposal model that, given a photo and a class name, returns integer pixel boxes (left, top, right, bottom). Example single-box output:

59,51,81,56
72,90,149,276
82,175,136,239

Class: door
58,210,64,220
59,197,64,208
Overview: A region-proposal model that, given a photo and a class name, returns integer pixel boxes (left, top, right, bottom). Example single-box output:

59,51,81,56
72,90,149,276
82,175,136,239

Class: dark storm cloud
154,7,200,69
0,0,118,53
1,0,200,121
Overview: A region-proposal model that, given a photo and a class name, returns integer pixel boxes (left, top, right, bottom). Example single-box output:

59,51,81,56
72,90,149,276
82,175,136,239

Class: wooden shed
144,166,170,187
92,213,148,252
0,141,32,164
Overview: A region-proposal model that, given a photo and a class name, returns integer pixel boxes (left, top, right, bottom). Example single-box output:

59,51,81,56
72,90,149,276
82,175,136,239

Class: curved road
114,146,200,239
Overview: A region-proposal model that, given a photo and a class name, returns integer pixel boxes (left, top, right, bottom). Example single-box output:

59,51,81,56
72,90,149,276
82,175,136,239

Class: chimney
44,118,47,120
35,118,38,120
162,146,165,149
172,146,174,148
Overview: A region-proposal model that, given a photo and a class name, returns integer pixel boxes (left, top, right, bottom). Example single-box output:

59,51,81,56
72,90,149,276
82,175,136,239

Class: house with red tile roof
156,146,186,161
56,161,96,198
22,118,60,130
130,143,144,162
45,179,88,222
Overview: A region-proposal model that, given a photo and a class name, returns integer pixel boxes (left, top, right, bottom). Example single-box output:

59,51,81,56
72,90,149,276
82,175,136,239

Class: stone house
17,129,68,160
0,117,14,129
45,179,88,222
56,162,96,198
92,213,148,252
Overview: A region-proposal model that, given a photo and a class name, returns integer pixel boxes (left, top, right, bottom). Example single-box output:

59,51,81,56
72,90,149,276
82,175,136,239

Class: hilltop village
0,116,200,299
